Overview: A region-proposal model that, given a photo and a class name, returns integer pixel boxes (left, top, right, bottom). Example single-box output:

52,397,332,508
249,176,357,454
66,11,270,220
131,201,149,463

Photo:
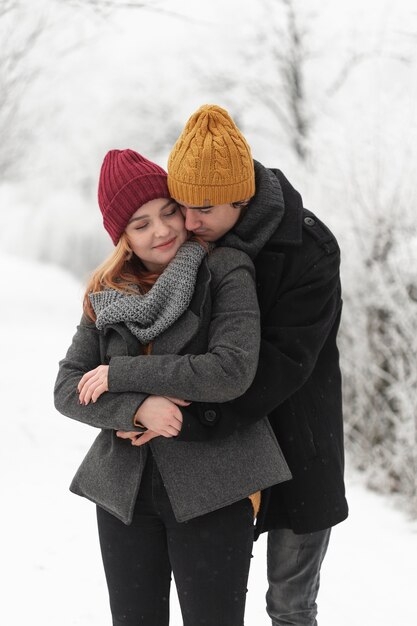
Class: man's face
175,201,242,242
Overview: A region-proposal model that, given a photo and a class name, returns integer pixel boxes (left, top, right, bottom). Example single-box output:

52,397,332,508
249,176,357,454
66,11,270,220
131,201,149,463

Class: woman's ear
125,242,133,261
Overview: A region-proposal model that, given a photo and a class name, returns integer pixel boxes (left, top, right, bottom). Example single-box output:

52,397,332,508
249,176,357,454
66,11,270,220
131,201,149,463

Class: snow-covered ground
2,253,416,625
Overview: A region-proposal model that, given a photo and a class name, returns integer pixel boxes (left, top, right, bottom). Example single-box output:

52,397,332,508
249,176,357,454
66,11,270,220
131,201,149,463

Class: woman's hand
78,365,109,405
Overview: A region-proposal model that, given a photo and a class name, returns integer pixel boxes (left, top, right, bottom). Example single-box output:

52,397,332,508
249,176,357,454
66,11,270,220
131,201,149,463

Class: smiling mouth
153,237,176,250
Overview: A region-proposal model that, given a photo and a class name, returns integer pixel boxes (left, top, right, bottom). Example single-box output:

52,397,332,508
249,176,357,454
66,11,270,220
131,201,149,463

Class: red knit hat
98,149,169,245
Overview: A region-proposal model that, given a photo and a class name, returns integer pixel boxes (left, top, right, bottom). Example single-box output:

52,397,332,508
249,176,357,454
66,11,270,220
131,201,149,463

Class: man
132,104,348,626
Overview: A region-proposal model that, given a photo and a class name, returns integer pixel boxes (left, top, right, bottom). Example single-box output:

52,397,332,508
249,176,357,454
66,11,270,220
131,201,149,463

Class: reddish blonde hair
83,233,160,320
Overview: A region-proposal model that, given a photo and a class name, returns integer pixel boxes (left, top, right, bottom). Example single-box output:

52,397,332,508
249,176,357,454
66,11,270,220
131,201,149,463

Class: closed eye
176,204,212,214
163,207,178,217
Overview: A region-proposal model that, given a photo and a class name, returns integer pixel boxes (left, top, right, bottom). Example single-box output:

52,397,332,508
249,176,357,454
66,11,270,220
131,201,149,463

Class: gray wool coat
54,247,291,524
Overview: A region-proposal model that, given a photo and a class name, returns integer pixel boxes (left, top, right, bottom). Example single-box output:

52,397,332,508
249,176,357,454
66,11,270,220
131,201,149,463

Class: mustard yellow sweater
249,491,261,517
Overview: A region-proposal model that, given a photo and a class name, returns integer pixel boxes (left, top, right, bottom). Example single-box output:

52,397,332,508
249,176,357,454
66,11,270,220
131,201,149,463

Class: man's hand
116,430,159,446
134,396,190,437
116,396,190,445
78,365,109,404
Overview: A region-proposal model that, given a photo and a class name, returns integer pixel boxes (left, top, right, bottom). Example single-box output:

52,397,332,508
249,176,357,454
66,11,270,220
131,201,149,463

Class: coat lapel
152,258,211,355
151,309,200,355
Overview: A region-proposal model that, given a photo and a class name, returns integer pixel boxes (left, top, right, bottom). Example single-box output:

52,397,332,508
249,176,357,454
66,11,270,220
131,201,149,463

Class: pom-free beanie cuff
103,173,168,245
168,175,255,206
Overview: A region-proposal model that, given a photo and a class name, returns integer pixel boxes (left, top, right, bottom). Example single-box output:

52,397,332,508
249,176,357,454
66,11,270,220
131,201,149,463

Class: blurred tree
256,0,311,161
246,0,386,163
0,0,44,180
0,0,191,183
339,166,417,514
194,0,402,166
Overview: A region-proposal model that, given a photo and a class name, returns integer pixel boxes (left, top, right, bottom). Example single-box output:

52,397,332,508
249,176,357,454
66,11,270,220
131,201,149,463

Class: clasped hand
77,365,190,444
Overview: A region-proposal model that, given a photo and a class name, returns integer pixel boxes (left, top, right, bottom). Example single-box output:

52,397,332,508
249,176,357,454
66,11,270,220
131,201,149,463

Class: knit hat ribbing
168,104,255,206
98,149,169,245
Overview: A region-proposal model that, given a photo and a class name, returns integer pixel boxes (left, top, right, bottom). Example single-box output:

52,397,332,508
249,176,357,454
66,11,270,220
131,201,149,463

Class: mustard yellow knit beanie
168,104,255,206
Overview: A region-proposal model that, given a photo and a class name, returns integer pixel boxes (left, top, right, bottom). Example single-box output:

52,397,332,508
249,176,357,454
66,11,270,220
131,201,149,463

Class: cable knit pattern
168,104,255,205
89,241,208,344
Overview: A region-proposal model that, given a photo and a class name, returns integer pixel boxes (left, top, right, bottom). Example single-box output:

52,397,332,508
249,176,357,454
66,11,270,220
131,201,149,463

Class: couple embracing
54,104,348,626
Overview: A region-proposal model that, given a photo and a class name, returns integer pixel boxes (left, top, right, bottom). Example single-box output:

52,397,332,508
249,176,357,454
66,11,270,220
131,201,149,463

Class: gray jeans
266,527,331,626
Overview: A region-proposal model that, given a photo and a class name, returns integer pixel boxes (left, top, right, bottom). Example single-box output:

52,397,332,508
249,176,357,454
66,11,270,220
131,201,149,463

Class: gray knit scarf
89,240,208,344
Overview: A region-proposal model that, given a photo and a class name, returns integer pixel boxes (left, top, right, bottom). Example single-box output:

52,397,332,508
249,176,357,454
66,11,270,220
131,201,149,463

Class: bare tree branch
66,0,204,24
326,45,411,98
0,0,14,19
257,0,311,160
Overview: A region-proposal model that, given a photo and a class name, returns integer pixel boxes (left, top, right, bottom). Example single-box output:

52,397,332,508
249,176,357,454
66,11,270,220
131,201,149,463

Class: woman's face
125,198,187,273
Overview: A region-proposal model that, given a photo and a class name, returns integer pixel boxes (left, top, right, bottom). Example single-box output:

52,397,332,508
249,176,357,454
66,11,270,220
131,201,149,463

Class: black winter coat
177,167,348,536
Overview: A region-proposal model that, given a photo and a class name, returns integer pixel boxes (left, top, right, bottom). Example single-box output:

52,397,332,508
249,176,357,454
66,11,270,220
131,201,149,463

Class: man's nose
184,209,200,231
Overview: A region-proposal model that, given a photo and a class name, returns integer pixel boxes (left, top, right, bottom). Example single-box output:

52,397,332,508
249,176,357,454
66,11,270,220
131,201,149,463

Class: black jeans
96,452,254,626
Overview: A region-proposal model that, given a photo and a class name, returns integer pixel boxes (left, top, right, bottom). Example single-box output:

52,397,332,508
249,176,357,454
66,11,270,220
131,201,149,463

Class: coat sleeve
177,244,342,441
107,249,261,403
54,315,147,431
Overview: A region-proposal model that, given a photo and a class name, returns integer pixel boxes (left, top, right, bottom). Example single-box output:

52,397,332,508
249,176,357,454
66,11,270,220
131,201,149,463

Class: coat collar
220,162,304,255
266,169,304,247
218,160,285,259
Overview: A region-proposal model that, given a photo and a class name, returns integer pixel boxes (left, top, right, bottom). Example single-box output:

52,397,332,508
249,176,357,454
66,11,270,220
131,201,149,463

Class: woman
54,149,290,626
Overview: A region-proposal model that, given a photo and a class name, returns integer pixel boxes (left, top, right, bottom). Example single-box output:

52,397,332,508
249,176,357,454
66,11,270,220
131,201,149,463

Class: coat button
304,216,315,226
204,409,217,422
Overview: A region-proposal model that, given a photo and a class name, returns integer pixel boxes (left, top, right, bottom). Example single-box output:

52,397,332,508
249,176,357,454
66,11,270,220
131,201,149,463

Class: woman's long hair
83,233,159,322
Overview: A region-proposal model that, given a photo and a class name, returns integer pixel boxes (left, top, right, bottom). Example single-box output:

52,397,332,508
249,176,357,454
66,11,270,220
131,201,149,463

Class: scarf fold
89,240,208,344
218,160,285,259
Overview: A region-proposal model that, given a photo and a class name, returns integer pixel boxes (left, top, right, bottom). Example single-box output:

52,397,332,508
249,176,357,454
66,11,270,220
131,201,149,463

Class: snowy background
1,0,417,624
